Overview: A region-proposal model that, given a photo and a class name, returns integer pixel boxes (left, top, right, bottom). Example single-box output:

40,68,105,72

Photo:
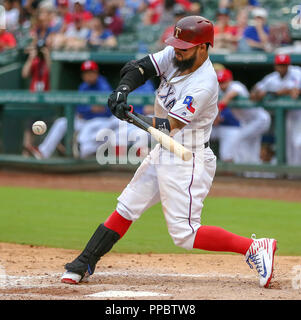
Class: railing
0,90,300,175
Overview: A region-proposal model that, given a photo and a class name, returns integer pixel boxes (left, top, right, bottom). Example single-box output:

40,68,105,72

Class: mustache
172,54,196,72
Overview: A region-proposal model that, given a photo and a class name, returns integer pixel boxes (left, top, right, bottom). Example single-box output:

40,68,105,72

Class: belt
204,141,210,148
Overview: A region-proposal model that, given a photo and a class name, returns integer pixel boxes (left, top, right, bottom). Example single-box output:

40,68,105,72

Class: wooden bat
125,110,193,161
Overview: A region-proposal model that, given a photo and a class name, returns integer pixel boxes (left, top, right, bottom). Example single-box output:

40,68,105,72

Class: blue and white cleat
245,235,277,288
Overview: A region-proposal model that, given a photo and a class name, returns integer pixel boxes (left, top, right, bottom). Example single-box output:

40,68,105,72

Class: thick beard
172,52,197,72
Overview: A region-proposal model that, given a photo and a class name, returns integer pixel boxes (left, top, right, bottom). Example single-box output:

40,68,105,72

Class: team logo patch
175,27,181,38
183,96,195,114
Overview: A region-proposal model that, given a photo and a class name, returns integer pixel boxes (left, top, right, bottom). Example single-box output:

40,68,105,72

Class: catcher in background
61,15,277,288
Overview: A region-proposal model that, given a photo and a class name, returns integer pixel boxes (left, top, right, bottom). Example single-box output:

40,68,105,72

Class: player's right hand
108,85,131,120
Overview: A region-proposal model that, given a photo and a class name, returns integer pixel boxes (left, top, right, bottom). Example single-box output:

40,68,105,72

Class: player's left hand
108,85,131,120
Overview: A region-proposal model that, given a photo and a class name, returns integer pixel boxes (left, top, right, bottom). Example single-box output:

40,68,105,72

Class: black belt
204,141,210,148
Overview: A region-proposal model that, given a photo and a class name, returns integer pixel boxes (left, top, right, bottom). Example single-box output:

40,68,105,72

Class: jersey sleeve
255,74,271,92
228,82,249,97
149,45,174,76
168,89,213,125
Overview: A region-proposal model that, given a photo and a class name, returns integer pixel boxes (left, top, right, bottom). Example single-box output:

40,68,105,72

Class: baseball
32,121,47,135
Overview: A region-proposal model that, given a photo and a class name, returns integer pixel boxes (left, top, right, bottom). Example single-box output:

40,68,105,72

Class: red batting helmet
274,54,291,65
165,15,214,49
81,60,99,72
217,69,233,83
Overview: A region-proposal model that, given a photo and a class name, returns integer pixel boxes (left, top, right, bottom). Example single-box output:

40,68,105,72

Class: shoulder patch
183,96,195,114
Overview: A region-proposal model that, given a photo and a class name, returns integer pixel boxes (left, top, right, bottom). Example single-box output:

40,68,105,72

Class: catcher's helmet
165,16,214,49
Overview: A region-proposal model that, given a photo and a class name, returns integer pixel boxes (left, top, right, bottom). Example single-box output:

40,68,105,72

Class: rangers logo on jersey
183,96,195,114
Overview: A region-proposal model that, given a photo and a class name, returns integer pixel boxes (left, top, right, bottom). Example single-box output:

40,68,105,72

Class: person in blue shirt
76,60,112,119
238,7,272,52
35,60,112,159
86,16,117,50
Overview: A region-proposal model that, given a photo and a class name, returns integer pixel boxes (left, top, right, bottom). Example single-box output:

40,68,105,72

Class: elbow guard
119,55,157,92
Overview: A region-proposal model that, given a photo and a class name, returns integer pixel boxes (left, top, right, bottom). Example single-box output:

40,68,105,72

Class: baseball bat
125,110,193,161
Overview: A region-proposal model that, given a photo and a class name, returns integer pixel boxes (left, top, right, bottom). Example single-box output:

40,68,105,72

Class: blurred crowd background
1,0,300,54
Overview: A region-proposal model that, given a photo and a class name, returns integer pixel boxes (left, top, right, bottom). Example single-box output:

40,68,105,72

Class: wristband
218,101,227,111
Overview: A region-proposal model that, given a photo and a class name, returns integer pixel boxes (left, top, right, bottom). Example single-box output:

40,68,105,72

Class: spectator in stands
33,60,113,159
219,0,259,12
251,54,301,166
22,40,51,92
69,0,93,26
156,3,187,50
217,68,271,164
0,28,17,51
85,0,104,16
86,16,117,50
30,6,55,48
231,8,248,48
101,0,124,36
238,7,272,53
119,0,149,20
21,42,51,157
55,0,71,32
211,8,237,53
143,0,196,25
51,13,90,50
3,0,20,31
22,0,41,18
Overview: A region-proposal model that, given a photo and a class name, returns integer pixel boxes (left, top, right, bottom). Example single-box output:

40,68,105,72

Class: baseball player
251,54,301,166
35,60,113,159
211,68,241,162
217,68,271,164
61,16,277,288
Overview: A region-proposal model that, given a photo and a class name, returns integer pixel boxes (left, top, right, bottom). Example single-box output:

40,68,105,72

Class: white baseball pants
234,109,271,164
286,109,301,166
211,125,241,161
116,144,216,250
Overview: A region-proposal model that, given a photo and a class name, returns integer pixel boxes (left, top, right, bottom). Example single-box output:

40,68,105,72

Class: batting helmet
217,69,233,83
165,16,214,49
274,54,291,65
81,60,99,72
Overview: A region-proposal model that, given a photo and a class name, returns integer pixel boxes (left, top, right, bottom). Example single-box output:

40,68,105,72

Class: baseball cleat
61,271,89,285
245,235,277,288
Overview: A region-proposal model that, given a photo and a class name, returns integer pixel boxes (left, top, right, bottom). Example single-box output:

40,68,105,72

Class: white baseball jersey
221,80,266,125
116,46,218,250
150,45,218,151
221,82,271,164
255,67,300,92
255,67,301,165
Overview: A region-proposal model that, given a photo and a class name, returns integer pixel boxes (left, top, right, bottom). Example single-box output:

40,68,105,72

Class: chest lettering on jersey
165,98,176,111
159,85,175,104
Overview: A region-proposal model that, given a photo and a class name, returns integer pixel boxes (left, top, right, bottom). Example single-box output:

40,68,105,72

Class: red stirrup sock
193,225,253,255
104,210,132,239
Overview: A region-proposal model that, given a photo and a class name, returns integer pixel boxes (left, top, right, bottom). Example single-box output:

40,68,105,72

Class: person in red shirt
0,29,17,51
21,42,51,157
212,7,237,52
102,0,124,36
64,0,93,27
22,41,51,92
